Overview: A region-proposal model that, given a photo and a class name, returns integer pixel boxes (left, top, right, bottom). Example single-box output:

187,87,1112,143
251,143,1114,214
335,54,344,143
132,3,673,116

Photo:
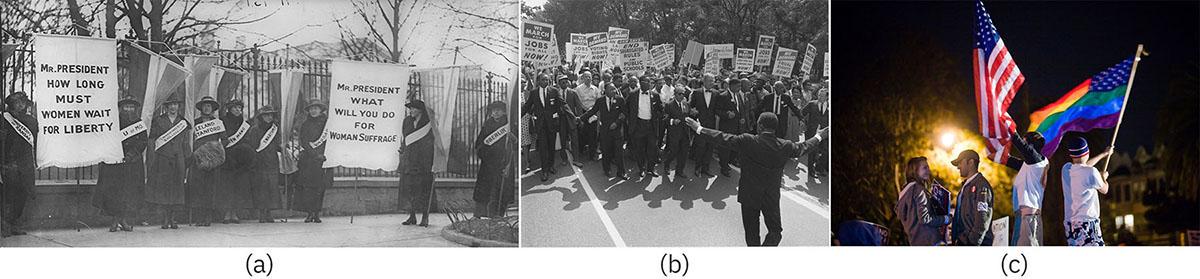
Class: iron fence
2,42,508,184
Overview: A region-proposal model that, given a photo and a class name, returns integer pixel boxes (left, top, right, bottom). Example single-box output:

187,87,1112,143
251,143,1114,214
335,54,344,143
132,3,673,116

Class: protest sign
735,48,756,72
586,32,608,69
323,60,410,171
650,44,675,70
522,20,559,69
607,27,629,68
800,43,817,80
620,41,650,75
755,35,775,67
772,47,798,78
679,40,703,68
703,45,721,75
711,44,735,59
32,34,123,168
568,33,590,71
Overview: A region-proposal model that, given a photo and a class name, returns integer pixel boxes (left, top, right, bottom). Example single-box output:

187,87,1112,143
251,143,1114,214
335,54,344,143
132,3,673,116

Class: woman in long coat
247,106,282,223
145,97,189,229
187,96,223,226
293,99,333,223
93,95,147,232
214,99,252,223
473,101,516,218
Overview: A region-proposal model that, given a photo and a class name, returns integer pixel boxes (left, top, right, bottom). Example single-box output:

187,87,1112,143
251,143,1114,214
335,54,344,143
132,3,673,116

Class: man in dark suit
663,86,694,179
717,78,748,177
684,112,828,246
579,83,628,180
801,87,830,183
624,76,663,178
558,75,585,168
521,73,565,181
757,80,804,140
689,73,727,177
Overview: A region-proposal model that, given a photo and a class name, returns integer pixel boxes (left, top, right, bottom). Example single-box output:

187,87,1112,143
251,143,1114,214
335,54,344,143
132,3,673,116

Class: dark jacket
579,95,627,139
399,115,434,175
522,86,565,135
757,93,803,138
695,128,824,206
473,117,515,203
951,173,994,246
664,98,694,142
1,110,37,168
689,88,723,129
624,89,663,137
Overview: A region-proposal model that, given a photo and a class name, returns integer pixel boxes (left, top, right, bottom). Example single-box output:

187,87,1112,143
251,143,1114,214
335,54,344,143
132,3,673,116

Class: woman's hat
256,105,279,116
118,94,140,107
304,99,327,111
4,91,31,106
225,98,245,109
486,101,507,111
195,96,221,111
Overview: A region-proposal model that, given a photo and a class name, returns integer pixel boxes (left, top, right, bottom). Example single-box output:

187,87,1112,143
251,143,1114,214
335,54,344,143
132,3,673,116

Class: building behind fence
2,41,509,185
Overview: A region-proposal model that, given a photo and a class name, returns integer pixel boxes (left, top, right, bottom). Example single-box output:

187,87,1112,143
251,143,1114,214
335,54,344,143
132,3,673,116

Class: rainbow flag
1029,57,1133,157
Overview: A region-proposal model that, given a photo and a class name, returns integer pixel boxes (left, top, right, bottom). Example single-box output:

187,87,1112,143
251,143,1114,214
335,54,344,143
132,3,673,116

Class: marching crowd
520,64,830,183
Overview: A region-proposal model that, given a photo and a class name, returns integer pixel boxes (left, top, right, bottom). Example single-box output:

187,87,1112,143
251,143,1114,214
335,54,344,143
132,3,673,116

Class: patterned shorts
1065,220,1105,246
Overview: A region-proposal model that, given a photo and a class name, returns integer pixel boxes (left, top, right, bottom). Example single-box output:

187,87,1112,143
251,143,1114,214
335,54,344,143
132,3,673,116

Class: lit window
1115,216,1124,228
1123,214,1135,232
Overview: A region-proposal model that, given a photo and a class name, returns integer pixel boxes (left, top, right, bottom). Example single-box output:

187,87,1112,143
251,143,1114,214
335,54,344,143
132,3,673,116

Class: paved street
522,154,830,247
0,214,464,247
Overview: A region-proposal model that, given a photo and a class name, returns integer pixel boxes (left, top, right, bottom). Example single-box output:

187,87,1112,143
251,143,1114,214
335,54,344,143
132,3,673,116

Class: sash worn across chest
3,112,34,146
121,121,148,140
154,119,188,151
225,121,250,148
193,119,226,139
404,122,431,145
310,130,328,149
483,125,509,146
256,124,278,152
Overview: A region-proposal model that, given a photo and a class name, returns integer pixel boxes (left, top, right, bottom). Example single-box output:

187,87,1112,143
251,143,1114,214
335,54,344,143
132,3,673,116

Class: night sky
833,0,1199,152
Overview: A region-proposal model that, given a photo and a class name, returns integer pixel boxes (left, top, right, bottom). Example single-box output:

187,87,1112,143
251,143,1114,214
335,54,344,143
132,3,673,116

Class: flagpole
1101,44,1147,171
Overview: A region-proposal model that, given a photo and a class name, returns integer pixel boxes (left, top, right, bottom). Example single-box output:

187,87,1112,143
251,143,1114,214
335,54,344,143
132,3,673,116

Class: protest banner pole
351,170,362,224
1101,44,1146,171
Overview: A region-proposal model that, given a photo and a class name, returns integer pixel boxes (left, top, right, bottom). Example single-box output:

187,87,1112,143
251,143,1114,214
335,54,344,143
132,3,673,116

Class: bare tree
433,0,518,67
338,0,424,63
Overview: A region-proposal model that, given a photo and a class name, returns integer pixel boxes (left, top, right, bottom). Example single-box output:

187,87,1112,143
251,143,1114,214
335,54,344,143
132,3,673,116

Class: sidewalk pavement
0,214,464,247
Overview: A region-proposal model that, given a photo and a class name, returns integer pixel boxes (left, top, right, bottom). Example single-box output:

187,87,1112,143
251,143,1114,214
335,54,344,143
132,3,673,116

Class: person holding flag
146,96,189,230
1,92,37,237
1002,130,1048,246
93,95,148,232
400,100,436,227
1061,137,1113,246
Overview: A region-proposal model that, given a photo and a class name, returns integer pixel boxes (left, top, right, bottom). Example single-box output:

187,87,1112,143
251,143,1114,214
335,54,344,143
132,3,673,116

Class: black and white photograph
1,0,519,247
519,0,830,247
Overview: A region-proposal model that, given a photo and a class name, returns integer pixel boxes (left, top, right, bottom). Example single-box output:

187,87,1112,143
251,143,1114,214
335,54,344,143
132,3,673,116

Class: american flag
972,1,1024,163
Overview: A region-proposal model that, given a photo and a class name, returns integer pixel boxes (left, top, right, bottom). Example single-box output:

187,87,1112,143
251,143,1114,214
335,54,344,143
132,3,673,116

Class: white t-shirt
1062,162,1103,223
1013,160,1048,210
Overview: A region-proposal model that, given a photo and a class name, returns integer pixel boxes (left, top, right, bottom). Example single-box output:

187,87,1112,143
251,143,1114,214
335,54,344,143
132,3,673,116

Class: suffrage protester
187,96,224,227
146,96,189,230
93,95,147,232
216,99,252,224
579,83,628,180
247,106,282,223
400,100,436,227
1061,137,1113,246
1,92,38,237
683,113,827,246
473,101,516,218
950,149,994,246
294,99,332,223
1004,130,1049,246
894,157,951,246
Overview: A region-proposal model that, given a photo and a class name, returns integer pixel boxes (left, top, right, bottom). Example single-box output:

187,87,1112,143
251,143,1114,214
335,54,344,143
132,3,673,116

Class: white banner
703,46,721,75
755,35,776,66
800,43,818,81
772,47,798,78
522,20,559,70
323,60,410,171
32,34,123,168
711,44,735,59
735,48,755,72
679,40,703,67
619,41,649,76
568,33,589,72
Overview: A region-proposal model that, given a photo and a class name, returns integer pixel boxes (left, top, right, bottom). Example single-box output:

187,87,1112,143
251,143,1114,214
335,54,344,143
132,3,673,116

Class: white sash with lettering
154,120,188,151
309,130,328,149
225,121,250,148
404,123,431,146
120,121,148,140
256,124,278,152
193,119,226,139
483,125,509,146
3,112,34,146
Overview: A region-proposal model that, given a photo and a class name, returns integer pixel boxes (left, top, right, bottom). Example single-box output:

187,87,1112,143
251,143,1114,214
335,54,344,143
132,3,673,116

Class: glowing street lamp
939,130,957,150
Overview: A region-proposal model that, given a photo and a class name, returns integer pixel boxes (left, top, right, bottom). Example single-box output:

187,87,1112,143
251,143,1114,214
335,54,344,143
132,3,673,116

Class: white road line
565,153,627,247
781,189,830,219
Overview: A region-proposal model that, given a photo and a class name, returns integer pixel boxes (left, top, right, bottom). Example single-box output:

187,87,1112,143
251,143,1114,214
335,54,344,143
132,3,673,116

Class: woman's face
229,106,243,116
307,106,323,117
200,104,214,115
262,113,276,124
918,162,931,180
